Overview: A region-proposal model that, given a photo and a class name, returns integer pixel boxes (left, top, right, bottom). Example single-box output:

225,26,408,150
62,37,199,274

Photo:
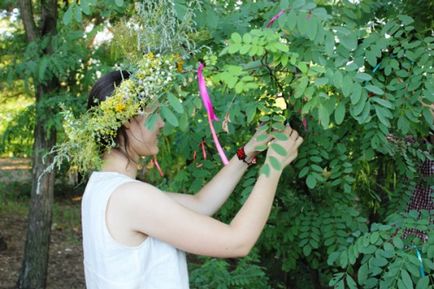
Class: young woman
81,70,304,288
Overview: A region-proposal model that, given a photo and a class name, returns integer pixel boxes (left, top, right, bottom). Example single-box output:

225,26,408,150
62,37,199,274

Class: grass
0,180,82,245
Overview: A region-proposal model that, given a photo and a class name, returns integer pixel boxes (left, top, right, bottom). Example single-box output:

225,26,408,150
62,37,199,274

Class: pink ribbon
266,9,286,28
152,156,164,177
302,117,308,130
197,62,229,165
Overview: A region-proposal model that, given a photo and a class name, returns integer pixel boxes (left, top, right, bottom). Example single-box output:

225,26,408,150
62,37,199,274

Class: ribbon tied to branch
197,62,229,165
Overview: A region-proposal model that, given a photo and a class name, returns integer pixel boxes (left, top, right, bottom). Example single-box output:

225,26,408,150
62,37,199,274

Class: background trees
1,0,432,288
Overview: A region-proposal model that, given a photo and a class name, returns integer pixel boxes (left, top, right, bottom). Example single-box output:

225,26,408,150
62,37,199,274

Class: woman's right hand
266,125,304,169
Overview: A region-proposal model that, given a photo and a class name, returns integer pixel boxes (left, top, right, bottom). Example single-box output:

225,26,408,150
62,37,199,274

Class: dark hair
88,70,137,166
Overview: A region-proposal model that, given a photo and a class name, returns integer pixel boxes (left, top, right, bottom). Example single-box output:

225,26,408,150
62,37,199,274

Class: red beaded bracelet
236,147,257,166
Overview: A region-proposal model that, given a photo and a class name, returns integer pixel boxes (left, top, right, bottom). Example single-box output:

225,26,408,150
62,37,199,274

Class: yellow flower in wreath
115,102,126,112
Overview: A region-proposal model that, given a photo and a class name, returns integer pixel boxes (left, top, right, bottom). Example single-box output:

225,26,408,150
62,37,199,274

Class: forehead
137,101,160,116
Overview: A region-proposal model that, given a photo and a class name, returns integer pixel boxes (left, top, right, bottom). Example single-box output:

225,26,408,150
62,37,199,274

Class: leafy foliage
1,0,433,288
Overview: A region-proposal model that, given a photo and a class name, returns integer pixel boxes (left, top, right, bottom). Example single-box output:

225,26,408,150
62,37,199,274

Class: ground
0,158,85,289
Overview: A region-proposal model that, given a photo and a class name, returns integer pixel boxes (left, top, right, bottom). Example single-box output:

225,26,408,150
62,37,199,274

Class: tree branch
17,0,38,42
40,0,58,37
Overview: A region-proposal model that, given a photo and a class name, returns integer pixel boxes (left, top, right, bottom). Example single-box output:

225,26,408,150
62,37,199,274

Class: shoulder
111,180,165,205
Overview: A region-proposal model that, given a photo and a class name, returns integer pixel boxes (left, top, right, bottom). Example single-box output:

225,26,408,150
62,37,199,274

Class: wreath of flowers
46,52,182,177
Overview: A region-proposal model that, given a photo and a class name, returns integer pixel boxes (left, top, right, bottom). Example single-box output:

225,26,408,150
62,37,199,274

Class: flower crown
48,52,182,175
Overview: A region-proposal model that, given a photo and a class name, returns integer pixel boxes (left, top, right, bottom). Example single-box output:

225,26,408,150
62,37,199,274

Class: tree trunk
17,108,56,289
16,0,58,288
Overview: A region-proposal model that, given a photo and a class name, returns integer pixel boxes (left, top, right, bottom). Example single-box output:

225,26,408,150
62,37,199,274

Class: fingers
295,136,304,147
283,124,300,140
284,124,293,135
290,129,299,140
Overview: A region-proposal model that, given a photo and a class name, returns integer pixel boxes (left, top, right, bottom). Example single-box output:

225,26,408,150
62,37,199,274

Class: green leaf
160,106,179,127
292,0,306,9
231,32,242,43
339,34,357,51
274,42,289,52
422,107,433,127
365,85,384,95
366,50,377,67
80,0,91,15
272,122,286,131
306,174,317,189
318,104,330,128
297,62,308,74
271,132,289,141
245,104,256,123
340,250,348,268
315,77,328,86
294,76,309,98
351,83,362,104
327,252,340,265
145,113,158,130
398,15,414,25
260,163,270,177
416,276,429,289
63,5,74,25
383,242,394,252
334,102,346,125
270,143,287,156
375,106,391,127
269,156,282,171
306,16,318,41
282,10,297,31
371,97,393,108
255,144,268,151
256,134,269,142
303,245,312,256
401,270,413,289
334,70,343,89
228,43,241,54
297,12,309,36
325,32,334,56
38,57,49,81
398,279,407,289
115,0,124,7
167,93,184,113
358,263,368,284
299,166,309,178
398,116,410,134
346,275,357,289
393,237,404,249
355,72,372,81
373,256,388,267
370,232,380,243
342,75,353,97
242,33,252,43
74,5,82,22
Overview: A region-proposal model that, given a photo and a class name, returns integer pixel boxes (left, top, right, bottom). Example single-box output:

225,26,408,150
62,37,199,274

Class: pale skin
101,113,303,258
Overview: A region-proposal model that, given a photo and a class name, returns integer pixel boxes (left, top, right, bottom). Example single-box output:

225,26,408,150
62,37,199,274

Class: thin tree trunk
17,111,56,289
16,0,58,288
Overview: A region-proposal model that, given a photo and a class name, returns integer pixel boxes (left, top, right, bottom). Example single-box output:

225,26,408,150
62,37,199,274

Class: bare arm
116,125,302,258
166,154,250,216
167,129,271,216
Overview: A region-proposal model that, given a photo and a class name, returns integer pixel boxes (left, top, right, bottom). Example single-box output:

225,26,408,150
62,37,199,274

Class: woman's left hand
243,126,273,159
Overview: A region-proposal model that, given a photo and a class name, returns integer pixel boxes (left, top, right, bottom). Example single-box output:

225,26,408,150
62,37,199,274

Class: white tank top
81,171,190,289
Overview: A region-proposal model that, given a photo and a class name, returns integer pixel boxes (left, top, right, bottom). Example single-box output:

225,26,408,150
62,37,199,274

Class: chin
151,146,159,155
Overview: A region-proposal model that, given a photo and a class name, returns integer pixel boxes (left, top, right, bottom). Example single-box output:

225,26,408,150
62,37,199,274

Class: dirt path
0,158,85,289
0,206,85,289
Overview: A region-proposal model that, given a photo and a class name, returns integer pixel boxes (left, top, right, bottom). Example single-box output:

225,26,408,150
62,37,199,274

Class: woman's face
125,113,165,157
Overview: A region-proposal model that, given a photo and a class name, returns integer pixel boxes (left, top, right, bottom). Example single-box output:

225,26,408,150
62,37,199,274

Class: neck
101,148,139,179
